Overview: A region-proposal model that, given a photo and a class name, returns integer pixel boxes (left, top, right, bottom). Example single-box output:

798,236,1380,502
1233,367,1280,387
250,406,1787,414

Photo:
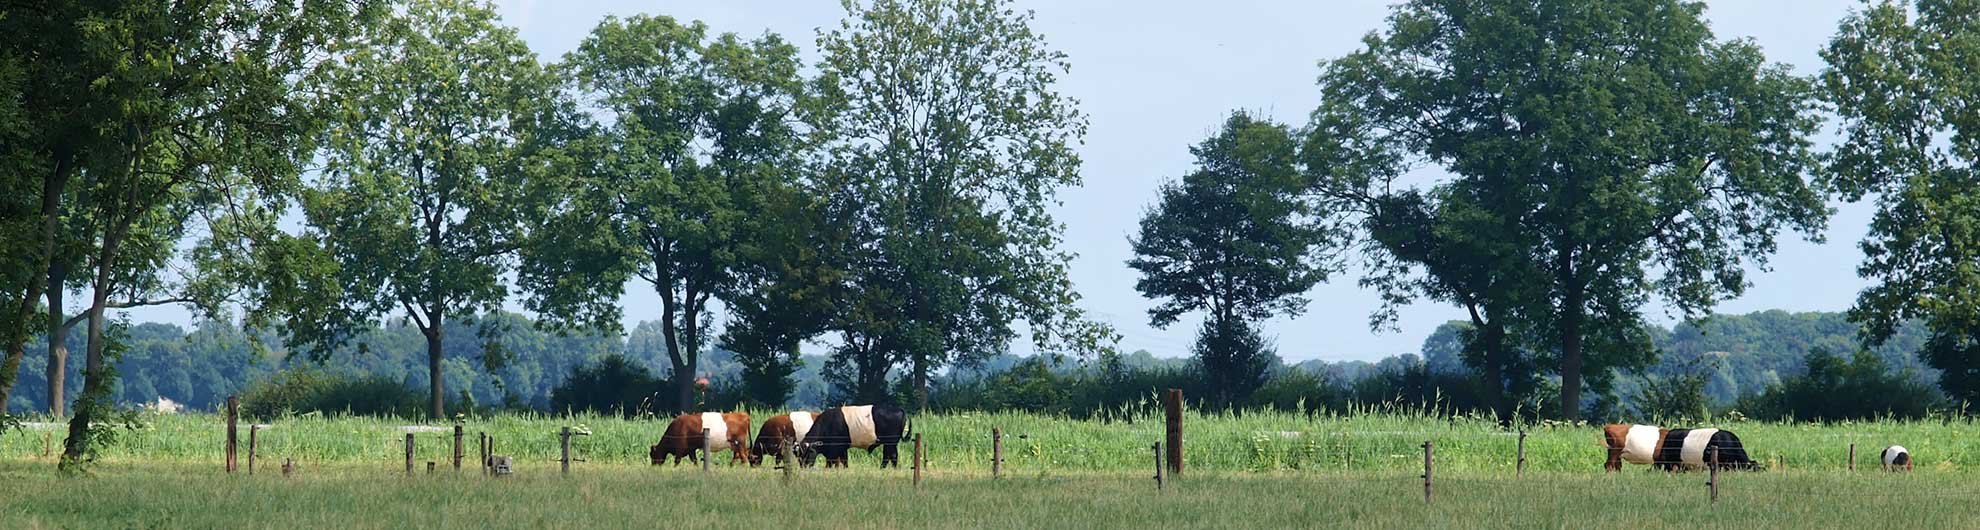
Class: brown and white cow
650,411,752,466
750,411,820,467
1602,423,1758,472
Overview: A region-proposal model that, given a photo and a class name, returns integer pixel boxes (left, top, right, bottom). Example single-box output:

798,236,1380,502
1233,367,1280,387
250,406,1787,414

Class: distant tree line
3,309,1944,424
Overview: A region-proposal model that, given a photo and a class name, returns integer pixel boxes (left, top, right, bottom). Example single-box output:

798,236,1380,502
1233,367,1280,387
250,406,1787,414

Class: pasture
2,410,1977,529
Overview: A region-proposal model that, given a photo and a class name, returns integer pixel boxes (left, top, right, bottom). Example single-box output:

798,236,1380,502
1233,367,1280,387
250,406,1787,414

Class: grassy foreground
0,460,1974,530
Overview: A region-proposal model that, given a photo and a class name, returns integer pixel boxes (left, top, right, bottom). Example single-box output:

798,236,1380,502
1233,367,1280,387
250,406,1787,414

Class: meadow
3,409,1977,529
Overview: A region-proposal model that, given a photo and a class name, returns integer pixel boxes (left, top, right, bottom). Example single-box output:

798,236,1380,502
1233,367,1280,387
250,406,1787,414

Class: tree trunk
914,356,928,414
659,282,692,412
1557,248,1584,421
0,155,69,412
424,322,444,420
46,266,70,416
63,232,119,463
1482,322,1510,424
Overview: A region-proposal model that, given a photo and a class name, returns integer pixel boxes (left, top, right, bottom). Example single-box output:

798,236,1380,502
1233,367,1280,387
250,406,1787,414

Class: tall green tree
1128,112,1326,408
1306,0,1828,419
1824,0,1980,405
1,0,378,466
525,15,805,412
815,0,1116,411
294,0,548,419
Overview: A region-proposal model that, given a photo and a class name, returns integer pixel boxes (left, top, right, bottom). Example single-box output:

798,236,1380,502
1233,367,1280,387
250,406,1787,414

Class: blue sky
130,0,1879,362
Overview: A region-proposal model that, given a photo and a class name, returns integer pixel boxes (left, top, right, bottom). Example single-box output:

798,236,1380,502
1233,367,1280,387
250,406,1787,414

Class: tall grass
4,406,1974,473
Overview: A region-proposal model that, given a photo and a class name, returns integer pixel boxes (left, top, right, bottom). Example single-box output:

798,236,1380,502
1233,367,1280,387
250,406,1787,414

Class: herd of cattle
637,412,1916,472
648,404,911,468
1602,423,1913,472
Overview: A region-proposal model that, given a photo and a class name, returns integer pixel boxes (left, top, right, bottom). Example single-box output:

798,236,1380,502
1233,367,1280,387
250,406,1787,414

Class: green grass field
2,410,1976,529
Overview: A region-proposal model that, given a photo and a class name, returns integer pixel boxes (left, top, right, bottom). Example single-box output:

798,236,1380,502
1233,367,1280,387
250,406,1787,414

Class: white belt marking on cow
843,405,878,449
1621,425,1660,465
1679,428,1720,468
701,412,730,451
790,411,815,443
1883,445,1909,466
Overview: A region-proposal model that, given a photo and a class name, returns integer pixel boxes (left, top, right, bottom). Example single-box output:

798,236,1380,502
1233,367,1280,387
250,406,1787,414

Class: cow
1881,445,1912,472
1602,423,1758,472
805,404,911,468
650,411,752,466
750,411,821,468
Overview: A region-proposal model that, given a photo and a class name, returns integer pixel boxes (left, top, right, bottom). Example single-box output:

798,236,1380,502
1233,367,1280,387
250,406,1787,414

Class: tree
1,0,377,467
1127,112,1326,408
815,0,1116,411
1306,0,1827,419
1733,347,1939,421
293,0,548,419
525,15,805,412
1824,0,1980,406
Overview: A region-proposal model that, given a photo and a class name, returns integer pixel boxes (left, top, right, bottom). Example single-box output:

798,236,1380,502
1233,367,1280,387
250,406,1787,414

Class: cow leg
882,443,899,468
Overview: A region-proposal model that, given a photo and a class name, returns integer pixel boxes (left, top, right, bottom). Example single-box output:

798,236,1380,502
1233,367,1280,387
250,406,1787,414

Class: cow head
648,443,665,466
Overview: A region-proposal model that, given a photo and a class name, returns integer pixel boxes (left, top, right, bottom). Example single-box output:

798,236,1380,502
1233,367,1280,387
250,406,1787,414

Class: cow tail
904,416,914,444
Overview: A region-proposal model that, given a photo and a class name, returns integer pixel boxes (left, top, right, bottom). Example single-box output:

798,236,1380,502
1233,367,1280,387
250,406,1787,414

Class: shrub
237,369,429,419
1732,348,1942,421
549,355,665,417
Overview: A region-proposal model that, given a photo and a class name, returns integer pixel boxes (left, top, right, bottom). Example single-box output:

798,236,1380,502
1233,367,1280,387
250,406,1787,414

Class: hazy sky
129,0,1879,363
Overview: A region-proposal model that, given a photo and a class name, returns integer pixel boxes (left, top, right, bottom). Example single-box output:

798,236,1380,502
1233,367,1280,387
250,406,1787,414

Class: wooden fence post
912,433,923,491
248,425,259,475
1164,389,1183,475
701,428,711,474
225,395,239,473
404,433,415,476
1516,430,1527,478
1421,441,1433,505
479,432,489,475
560,427,573,475
453,425,464,470
42,431,51,458
780,439,796,483
991,427,1003,478
1848,443,1856,472
1708,447,1720,504
1152,442,1164,491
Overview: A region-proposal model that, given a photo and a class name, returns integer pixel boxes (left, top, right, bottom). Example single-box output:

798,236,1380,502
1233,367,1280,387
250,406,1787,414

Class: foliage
1307,0,1828,419
1823,0,1980,406
547,355,665,418
237,369,433,420
529,14,808,413
289,0,553,419
813,0,1116,410
1733,347,1942,422
1190,318,1278,410
1625,356,1716,423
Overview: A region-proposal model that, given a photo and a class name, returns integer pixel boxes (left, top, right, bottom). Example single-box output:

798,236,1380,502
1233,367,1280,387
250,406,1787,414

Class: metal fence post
1152,442,1164,491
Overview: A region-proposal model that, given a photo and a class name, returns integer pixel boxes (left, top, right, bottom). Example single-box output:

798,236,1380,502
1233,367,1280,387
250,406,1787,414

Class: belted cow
1881,445,1912,472
750,411,820,467
806,404,910,468
1602,423,1757,471
650,411,752,466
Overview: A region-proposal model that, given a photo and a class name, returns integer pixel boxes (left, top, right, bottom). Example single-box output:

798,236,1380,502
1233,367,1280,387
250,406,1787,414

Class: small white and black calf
1881,445,1912,472
1603,423,1758,472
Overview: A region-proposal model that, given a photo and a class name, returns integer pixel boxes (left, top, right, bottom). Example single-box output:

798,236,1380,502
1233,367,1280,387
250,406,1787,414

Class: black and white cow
806,404,911,468
1603,423,1758,471
1881,445,1912,472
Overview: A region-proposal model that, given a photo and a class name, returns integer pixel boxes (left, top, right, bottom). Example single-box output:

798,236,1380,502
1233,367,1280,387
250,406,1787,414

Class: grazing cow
650,412,752,466
750,411,821,467
805,404,911,468
1881,445,1912,472
1602,423,1757,472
